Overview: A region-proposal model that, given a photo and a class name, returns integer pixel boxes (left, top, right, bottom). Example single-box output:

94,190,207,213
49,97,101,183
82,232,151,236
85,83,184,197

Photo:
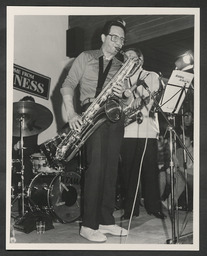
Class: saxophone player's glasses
108,34,125,45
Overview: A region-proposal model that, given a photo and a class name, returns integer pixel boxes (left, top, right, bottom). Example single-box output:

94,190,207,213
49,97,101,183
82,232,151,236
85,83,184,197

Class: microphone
122,79,149,99
122,88,132,98
122,74,151,99
122,82,139,99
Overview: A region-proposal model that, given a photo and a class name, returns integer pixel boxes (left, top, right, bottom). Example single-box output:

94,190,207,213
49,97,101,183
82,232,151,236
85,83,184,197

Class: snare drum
40,134,66,166
30,153,48,174
27,171,81,223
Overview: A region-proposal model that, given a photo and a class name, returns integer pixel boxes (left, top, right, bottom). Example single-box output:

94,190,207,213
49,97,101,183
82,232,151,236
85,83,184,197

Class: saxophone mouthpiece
119,50,127,60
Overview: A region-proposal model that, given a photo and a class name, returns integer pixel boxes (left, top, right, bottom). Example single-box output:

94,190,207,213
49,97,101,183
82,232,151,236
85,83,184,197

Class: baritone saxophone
55,55,141,163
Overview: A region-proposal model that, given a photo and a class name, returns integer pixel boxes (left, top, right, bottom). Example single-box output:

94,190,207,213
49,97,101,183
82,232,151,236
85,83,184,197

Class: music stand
158,70,194,243
159,70,194,114
143,70,194,243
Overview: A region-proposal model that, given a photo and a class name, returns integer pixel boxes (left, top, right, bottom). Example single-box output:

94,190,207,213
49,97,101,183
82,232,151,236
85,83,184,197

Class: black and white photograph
1,3,205,254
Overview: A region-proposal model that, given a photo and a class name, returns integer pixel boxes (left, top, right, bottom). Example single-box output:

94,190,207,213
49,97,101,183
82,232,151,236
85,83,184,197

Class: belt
81,98,95,107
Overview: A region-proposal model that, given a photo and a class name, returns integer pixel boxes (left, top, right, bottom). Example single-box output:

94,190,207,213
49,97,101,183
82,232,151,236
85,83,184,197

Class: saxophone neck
119,49,127,61
119,50,142,78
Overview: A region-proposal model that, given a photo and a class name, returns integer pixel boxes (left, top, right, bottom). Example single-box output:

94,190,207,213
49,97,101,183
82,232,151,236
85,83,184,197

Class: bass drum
27,171,81,223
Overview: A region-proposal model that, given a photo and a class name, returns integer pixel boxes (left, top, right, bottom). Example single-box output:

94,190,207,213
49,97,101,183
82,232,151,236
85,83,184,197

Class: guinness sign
13,64,51,100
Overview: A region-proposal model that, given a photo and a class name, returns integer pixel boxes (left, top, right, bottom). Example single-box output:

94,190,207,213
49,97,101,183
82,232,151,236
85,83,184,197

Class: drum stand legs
12,116,31,222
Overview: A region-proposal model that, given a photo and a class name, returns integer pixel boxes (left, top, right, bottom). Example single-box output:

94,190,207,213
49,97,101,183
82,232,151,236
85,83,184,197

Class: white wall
13,15,73,144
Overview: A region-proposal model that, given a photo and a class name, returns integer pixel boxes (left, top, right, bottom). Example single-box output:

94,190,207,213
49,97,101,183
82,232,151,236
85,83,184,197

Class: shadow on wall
50,59,78,133
90,27,102,50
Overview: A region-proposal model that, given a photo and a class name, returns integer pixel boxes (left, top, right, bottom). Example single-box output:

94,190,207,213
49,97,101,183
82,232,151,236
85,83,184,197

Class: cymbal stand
20,115,26,216
11,115,26,217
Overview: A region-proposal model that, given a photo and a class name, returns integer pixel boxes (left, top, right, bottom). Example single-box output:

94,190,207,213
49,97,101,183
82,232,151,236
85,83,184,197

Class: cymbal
13,101,53,137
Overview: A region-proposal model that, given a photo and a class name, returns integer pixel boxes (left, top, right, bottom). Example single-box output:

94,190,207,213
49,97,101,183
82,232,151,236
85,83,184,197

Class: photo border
1,0,207,255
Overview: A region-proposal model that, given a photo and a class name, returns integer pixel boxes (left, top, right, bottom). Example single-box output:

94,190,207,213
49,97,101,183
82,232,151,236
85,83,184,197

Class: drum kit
12,101,82,224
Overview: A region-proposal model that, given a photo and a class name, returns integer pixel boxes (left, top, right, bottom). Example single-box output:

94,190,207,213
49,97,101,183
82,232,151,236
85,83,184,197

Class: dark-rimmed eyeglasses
108,34,125,45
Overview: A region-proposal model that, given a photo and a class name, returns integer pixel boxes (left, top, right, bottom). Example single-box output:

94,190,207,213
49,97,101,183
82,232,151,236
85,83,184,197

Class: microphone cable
123,122,149,243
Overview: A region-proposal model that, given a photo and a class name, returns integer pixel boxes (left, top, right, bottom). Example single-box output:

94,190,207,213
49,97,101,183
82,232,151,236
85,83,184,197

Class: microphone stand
181,108,189,210
143,82,193,244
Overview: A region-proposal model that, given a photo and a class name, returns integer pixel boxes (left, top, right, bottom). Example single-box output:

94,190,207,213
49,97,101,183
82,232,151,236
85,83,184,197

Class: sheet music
159,70,194,114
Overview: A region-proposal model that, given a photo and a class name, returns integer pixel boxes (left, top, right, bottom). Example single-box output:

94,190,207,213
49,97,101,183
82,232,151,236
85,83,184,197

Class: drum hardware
12,159,21,174
13,101,53,137
11,114,26,217
12,101,53,222
21,123,85,223
11,159,22,203
27,171,81,223
40,132,86,175
60,182,69,192
11,186,15,199
76,149,85,174
30,153,49,174
39,133,67,169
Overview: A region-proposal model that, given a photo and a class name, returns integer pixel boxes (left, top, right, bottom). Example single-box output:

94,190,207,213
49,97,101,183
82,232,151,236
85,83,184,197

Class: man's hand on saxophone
112,82,125,98
62,93,83,131
68,113,83,131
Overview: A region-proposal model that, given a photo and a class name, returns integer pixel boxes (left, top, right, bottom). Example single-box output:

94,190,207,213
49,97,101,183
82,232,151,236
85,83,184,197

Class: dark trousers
82,118,124,230
120,138,161,216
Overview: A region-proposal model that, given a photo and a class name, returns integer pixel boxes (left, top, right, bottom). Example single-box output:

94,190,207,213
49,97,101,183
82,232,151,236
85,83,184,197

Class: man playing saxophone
61,19,130,242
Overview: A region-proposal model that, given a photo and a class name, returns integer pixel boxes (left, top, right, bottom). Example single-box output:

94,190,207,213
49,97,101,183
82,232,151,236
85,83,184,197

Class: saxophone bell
105,97,123,122
119,50,142,78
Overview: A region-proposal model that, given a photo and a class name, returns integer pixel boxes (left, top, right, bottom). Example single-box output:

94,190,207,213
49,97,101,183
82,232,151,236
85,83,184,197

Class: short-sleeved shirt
124,68,160,139
61,49,123,104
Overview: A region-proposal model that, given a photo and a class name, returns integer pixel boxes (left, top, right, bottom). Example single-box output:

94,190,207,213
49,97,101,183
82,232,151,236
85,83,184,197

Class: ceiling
128,27,194,78
68,15,194,114
69,15,194,79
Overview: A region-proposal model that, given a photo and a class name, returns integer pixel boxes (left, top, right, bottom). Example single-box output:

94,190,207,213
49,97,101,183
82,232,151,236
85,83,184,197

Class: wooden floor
2,171,195,251
8,201,194,250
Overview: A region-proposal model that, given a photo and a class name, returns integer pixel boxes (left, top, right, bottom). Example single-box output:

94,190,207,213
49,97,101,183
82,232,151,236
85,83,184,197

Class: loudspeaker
66,27,84,58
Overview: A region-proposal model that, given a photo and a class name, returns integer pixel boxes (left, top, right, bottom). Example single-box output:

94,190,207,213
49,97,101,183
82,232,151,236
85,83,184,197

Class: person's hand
131,98,142,110
112,83,125,98
68,113,83,131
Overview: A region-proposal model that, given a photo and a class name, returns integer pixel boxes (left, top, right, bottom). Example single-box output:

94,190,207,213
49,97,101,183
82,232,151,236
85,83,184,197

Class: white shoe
80,226,107,242
99,224,128,236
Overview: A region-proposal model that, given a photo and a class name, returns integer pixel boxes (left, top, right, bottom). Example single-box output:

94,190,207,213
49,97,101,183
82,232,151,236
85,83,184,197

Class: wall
13,15,73,145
